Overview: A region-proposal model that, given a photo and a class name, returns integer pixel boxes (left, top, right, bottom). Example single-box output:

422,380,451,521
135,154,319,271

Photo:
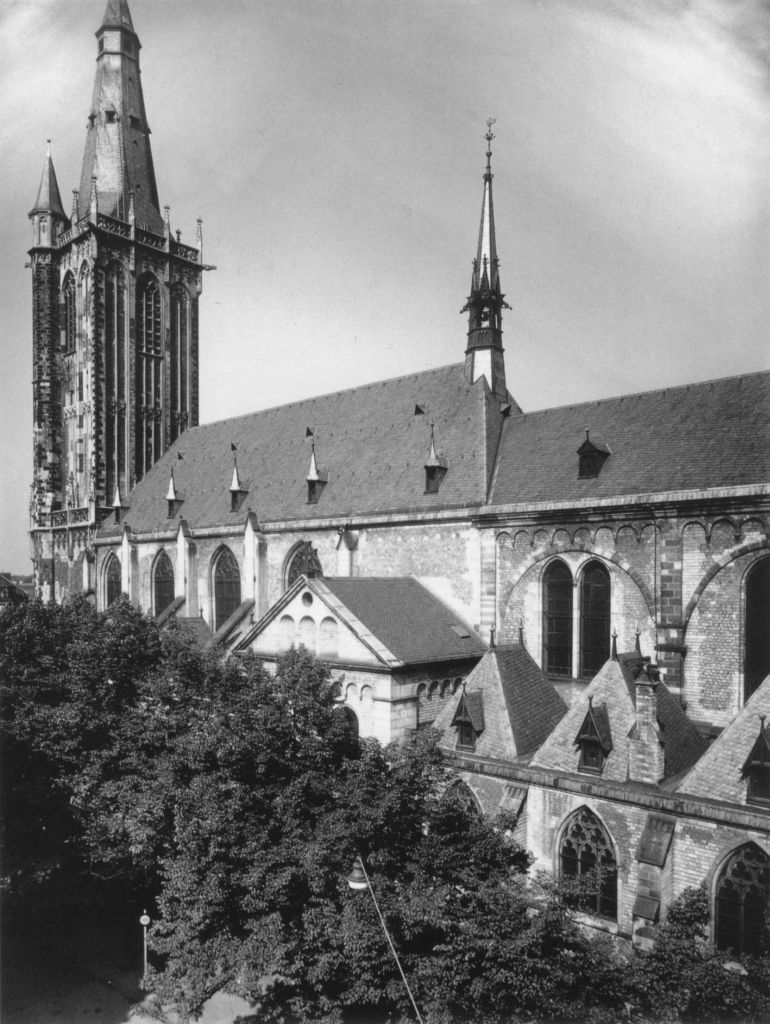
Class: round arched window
543,560,573,677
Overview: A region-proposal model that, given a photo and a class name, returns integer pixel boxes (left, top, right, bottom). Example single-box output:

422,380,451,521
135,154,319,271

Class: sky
0,0,768,573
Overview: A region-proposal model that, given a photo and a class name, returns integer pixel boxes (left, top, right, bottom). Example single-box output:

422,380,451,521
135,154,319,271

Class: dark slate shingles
493,646,567,755
322,577,487,666
491,371,770,506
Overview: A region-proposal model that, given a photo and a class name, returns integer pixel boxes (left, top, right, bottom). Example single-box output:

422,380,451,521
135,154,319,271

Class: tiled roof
104,364,502,535
434,644,567,761
320,577,487,666
490,371,770,505
530,654,705,783
678,676,770,804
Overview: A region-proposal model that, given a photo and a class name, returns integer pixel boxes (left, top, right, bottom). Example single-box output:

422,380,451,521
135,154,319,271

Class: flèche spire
462,118,510,405
78,0,163,233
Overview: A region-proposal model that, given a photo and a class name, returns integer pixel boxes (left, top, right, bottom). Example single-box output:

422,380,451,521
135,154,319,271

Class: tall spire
462,118,510,405
78,0,163,233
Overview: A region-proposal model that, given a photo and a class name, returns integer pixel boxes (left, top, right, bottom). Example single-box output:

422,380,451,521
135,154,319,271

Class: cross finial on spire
485,117,496,177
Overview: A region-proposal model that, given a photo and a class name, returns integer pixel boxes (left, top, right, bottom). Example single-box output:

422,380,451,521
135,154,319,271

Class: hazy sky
1,0,768,572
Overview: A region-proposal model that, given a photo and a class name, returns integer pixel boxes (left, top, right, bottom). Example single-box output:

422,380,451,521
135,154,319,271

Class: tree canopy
3,597,770,1024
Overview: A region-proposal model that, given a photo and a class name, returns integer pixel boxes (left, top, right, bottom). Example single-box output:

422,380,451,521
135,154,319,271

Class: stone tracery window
61,273,76,353
715,843,770,956
447,780,481,816
543,559,573,677
580,560,611,678
213,547,241,631
135,275,163,480
104,553,121,608
559,806,617,920
286,542,323,589
153,550,175,616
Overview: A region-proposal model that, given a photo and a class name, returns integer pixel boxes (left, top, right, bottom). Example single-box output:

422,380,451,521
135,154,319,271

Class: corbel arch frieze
495,520,653,554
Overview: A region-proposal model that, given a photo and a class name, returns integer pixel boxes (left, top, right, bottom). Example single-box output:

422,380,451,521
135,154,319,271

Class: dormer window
229,456,249,513
105,110,117,124
452,691,484,751
741,716,770,806
574,697,612,774
424,425,448,494
577,431,611,479
306,442,328,504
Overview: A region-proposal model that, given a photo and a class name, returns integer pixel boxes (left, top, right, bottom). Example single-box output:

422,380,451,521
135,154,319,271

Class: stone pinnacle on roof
166,467,178,502
78,0,163,233
29,140,67,220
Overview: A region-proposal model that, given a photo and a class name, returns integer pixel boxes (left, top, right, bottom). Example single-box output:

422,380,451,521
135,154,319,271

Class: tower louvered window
135,277,163,480
560,806,617,919
170,285,189,444
543,560,573,677
104,267,128,503
214,548,241,631
715,844,770,956
580,561,611,678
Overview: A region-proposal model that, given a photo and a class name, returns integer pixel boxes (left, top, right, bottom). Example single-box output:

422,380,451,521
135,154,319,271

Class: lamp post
347,855,424,1024
139,910,151,989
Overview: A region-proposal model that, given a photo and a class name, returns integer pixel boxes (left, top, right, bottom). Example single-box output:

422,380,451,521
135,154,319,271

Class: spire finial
46,138,52,157
611,628,618,661
484,117,495,178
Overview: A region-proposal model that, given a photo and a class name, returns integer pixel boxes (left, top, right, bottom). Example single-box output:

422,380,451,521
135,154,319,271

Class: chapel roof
677,676,770,805
489,370,770,506
433,644,567,761
103,363,504,534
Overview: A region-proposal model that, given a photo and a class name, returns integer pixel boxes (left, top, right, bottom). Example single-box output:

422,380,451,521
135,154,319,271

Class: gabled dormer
424,424,448,494
578,430,611,479
741,715,770,805
229,456,249,513
307,441,328,504
574,696,612,773
452,689,485,751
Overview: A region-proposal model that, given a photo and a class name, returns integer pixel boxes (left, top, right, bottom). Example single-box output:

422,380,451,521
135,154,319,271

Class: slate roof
320,577,487,666
103,364,504,535
490,370,770,506
529,653,706,783
678,675,770,804
434,644,567,761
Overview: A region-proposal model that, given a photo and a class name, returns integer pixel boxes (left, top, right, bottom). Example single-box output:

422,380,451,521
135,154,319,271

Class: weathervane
485,117,496,173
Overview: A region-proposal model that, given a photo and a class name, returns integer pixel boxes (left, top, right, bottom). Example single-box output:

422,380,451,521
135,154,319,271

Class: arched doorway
745,556,770,700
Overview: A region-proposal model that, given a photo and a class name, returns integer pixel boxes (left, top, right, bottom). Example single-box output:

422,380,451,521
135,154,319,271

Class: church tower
28,0,206,601
462,119,509,405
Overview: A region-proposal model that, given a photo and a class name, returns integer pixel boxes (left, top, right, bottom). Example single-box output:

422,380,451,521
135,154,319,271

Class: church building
29,0,770,957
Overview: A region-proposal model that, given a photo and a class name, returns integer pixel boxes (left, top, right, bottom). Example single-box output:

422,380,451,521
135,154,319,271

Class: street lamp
347,855,424,1024
139,910,151,989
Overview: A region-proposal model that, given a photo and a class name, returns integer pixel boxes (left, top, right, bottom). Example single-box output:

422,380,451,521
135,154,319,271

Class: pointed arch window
715,844,770,956
104,554,122,608
213,547,241,631
135,276,163,481
61,273,76,354
580,561,611,678
448,780,481,816
153,550,175,617
337,705,360,741
104,266,127,504
745,556,770,701
286,542,323,589
543,560,573,677
560,806,617,919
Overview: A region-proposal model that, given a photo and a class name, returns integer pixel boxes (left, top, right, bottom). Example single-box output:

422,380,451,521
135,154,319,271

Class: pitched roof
490,370,770,506
103,364,503,535
530,654,705,783
678,675,770,804
320,577,487,666
30,149,67,220
434,644,567,761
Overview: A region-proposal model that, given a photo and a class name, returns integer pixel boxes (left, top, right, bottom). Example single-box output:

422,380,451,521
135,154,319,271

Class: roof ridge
521,368,770,418
188,362,466,434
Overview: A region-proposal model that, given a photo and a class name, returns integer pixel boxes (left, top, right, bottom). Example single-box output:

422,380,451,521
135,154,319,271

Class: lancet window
213,547,241,631
135,276,163,480
104,267,128,502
